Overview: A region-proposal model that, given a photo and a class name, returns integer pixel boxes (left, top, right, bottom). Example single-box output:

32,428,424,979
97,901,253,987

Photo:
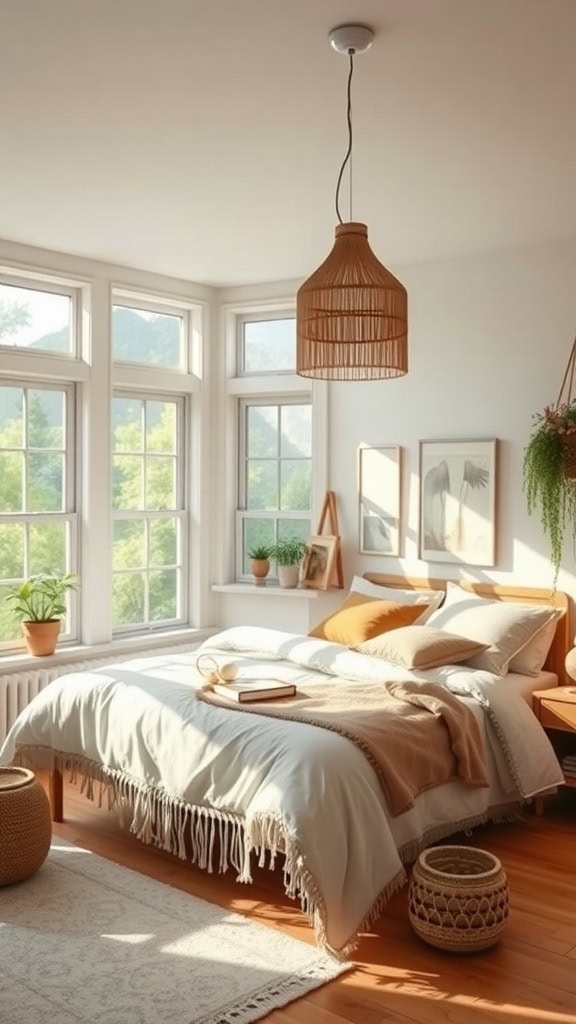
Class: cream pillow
356,625,489,670
425,582,564,676
507,614,563,676
349,576,444,624
309,593,424,645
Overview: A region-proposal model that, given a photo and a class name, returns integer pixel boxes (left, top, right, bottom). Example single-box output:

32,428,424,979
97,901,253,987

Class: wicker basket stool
408,845,509,953
0,767,52,886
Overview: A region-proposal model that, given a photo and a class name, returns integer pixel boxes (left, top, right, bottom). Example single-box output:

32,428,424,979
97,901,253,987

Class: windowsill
212,583,321,598
0,625,218,676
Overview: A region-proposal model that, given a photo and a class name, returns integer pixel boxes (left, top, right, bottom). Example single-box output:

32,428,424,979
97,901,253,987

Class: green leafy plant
247,544,271,561
269,537,306,566
6,573,78,623
523,401,576,583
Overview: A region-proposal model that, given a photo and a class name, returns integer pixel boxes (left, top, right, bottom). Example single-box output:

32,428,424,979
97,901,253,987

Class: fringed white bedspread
0,627,564,956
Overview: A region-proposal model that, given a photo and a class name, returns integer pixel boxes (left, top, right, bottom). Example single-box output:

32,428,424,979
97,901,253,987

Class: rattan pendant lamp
297,24,408,381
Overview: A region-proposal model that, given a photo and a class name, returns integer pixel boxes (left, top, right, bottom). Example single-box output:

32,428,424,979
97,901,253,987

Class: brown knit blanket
199,679,488,817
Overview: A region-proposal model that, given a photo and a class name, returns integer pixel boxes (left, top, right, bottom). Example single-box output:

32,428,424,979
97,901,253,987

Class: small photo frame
358,444,401,556
419,438,498,566
301,535,339,591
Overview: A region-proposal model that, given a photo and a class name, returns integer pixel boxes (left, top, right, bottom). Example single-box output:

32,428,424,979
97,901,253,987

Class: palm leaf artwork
456,460,490,547
423,460,450,550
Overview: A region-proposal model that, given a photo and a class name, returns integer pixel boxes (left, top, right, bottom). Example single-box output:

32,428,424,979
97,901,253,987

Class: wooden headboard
363,573,571,684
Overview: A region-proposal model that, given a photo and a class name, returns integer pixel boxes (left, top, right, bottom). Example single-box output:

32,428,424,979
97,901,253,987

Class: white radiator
0,642,203,746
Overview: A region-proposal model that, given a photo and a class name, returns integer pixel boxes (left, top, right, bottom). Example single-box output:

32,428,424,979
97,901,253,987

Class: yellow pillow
309,593,424,645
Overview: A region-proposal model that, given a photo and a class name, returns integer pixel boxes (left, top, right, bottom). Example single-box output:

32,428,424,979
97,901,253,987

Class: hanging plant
523,333,576,583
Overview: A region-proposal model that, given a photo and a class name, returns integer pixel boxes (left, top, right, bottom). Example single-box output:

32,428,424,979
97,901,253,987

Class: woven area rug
1,840,351,1024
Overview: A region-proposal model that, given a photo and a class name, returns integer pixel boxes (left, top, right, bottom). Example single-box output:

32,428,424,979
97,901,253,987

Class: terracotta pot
250,558,270,584
21,620,61,657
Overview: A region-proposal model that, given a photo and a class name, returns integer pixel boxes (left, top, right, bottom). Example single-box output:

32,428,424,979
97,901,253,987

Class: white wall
215,236,576,633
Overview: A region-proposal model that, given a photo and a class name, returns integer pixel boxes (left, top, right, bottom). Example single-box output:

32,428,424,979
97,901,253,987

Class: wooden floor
46,776,576,1024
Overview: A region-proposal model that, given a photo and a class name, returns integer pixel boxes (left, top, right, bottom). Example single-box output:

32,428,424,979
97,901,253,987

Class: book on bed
212,680,296,702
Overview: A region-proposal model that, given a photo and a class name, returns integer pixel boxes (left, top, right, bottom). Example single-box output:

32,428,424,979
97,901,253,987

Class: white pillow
425,582,564,676
349,576,444,624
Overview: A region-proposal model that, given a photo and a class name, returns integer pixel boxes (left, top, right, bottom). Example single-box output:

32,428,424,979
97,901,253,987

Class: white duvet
0,626,564,955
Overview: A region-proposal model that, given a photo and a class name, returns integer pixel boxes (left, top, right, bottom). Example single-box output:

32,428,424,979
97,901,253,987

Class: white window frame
236,310,297,377
0,271,80,361
236,394,313,580
216,299,328,586
0,377,78,650
0,252,209,658
112,290,192,375
111,389,189,635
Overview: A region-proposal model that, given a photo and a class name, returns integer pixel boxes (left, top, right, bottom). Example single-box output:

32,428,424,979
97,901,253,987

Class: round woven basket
0,767,52,886
408,845,509,953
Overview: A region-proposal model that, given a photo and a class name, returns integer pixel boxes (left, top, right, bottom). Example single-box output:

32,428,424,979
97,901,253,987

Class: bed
0,574,569,956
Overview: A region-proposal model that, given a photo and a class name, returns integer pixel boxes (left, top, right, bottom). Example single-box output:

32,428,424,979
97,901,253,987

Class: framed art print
419,438,497,566
300,535,339,591
358,444,401,556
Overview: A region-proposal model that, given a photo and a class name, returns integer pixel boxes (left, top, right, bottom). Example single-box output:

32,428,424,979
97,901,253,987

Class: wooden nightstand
532,686,576,813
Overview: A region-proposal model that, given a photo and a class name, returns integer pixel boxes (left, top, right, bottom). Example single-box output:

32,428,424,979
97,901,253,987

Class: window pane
247,460,278,510
247,406,277,457
149,569,177,621
243,318,295,373
113,455,143,510
0,386,23,447
0,584,21,641
27,453,64,512
280,461,311,511
243,518,275,575
0,283,71,354
281,405,311,457
113,519,145,570
28,389,65,449
113,305,182,368
145,457,176,510
29,521,66,576
0,452,23,511
146,401,176,454
149,517,177,567
0,523,25,579
278,519,310,545
113,573,145,627
112,398,143,452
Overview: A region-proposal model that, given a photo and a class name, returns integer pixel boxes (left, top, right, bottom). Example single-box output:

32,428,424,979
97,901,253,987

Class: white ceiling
0,0,574,286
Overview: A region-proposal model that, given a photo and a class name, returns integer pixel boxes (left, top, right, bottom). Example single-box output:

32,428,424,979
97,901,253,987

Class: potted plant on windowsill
6,573,78,656
269,538,306,589
523,400,576,585
248,544,271,585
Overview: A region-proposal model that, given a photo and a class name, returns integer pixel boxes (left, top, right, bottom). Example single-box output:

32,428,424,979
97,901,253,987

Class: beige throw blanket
200,679,488,817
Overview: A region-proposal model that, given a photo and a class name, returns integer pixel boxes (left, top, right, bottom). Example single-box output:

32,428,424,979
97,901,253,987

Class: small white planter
277,564,300,589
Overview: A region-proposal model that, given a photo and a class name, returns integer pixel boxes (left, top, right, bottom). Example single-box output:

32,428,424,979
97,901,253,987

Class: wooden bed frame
48,574,571,823
363,573,571,684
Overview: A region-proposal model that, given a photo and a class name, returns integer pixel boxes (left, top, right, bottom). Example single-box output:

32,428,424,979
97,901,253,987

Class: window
239,314,296,374
112,300,185,370
237,398,311,577
112,393,186,631
0,279,75,356
0,381,76,643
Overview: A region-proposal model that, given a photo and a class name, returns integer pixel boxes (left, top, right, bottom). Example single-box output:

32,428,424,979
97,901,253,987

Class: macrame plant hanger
555,331,576,479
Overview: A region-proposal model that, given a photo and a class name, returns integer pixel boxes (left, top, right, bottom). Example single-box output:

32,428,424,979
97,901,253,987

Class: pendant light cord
335,51,354,225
